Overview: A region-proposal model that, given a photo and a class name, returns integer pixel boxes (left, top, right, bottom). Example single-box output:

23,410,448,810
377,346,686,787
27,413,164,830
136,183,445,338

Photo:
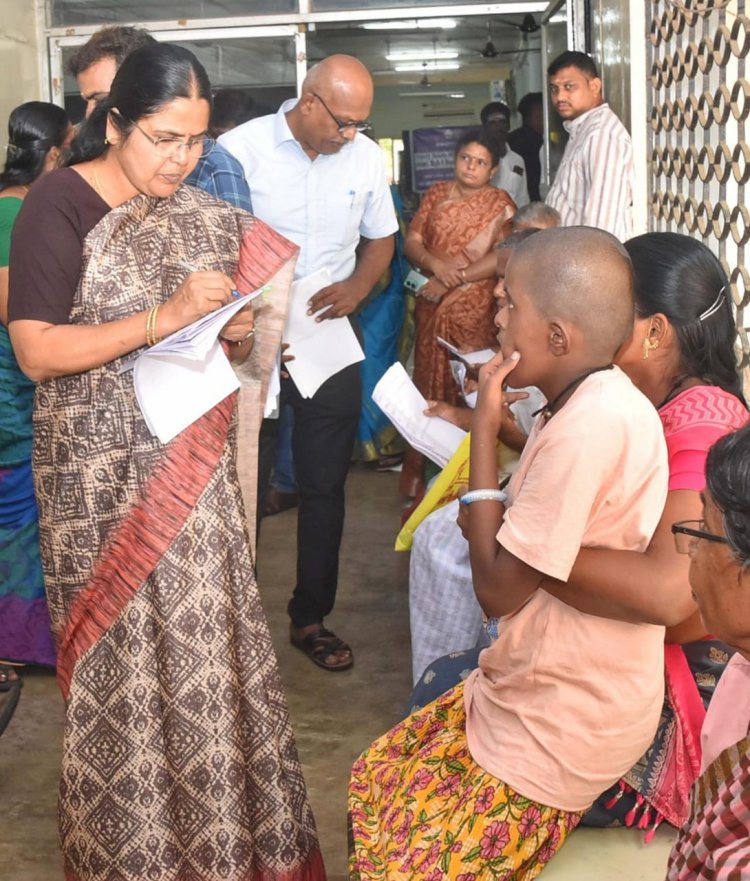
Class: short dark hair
66,43,212,166
517,92,543,119
547,51,599,79
211,89,257,133
480,101,511,127
67,26,156,77
454,129,500,168
706,422,750,568
0,101,70,189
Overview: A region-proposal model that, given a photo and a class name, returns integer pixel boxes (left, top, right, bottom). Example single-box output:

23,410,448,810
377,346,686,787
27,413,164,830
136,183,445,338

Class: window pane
62,36,296,123
51,0,296,26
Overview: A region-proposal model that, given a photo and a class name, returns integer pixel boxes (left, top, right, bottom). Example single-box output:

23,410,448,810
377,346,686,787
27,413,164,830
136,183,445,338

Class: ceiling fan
479,15,541,58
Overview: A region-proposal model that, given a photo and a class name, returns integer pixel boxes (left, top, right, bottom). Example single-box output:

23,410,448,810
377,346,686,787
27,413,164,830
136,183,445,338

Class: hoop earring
642,337,659,360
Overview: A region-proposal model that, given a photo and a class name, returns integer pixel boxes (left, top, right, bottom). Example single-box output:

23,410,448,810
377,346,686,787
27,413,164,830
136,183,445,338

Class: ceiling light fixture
394,61,460,72
361,18,457,31
398,91,466,98
386,49,459,62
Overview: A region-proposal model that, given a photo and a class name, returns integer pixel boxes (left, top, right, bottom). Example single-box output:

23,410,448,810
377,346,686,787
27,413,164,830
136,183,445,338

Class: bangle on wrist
145,304,161,347
459,489,508,506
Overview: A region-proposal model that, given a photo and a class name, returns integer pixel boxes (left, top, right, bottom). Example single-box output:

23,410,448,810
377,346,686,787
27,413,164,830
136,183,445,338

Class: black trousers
259,361,361,628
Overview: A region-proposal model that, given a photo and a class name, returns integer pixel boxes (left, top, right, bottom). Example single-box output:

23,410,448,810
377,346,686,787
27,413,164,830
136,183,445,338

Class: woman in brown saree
401,130,515,497
8,44,325,881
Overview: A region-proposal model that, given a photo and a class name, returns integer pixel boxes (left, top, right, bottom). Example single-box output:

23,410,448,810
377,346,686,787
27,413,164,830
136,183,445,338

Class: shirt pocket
326,189,371,246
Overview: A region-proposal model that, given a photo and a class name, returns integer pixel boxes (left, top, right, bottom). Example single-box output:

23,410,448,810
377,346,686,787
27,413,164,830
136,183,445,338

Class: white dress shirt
490,145,529,208
545,102,634,242
219,100,398,282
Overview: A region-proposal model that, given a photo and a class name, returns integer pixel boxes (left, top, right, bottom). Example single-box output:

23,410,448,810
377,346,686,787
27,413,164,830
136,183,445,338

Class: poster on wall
410,125,478,193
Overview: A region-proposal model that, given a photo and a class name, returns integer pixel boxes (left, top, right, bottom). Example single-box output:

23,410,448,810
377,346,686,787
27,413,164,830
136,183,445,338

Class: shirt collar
273,98,300,148
563,101,610,134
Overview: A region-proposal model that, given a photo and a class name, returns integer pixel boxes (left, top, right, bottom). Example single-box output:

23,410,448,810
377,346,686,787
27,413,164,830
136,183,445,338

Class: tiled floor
0,465,676,880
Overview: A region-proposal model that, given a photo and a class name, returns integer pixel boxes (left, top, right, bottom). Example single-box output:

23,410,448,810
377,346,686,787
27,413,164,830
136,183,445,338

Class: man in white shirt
545,51,634,241
220,55,397,672
480,101,529,208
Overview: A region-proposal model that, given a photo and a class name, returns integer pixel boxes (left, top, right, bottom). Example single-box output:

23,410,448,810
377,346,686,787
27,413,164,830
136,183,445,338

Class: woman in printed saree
8,44,325,881
667,422,750,879
400,130,515,497
0,101,72,673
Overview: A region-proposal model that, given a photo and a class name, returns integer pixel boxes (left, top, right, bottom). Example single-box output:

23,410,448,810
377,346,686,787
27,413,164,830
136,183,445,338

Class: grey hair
512,202,562,229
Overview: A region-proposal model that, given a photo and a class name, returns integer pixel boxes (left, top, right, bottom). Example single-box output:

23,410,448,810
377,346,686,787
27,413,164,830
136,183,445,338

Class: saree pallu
666,735,750,879
35,186,325,881
349,684,581,881
0,323,55,666
355,186,408,463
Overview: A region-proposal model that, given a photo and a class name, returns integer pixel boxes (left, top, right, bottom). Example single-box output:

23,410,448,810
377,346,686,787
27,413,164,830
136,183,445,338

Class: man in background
545,50,633,240
68,26,252,212
480,101,528,208
508,91,544,202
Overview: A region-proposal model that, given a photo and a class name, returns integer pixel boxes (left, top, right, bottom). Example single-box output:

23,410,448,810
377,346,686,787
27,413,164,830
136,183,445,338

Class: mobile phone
404,268,429,292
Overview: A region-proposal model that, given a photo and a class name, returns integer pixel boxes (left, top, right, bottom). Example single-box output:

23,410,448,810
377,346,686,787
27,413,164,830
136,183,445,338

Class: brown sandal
290,626,353,672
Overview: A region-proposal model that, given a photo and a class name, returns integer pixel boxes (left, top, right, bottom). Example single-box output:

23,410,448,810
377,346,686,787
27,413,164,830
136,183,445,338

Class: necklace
655,374,693,410
532,364,615,420
92,164,107,204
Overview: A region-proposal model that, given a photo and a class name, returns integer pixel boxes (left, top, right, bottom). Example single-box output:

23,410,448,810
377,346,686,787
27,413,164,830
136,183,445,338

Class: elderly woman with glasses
7,43,325,881
400,128,516,497
666,421,750,878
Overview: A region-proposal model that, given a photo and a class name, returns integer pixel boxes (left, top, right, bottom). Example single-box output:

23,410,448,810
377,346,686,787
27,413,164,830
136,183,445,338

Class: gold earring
104,137,109,145
642,337,659,360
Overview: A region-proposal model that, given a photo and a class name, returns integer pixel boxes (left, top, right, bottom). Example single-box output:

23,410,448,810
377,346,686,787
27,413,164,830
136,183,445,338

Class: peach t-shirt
464,366,669,812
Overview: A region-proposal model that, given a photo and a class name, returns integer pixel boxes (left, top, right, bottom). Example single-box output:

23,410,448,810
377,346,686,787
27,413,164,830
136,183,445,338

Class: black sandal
0,664,22,737
290,626,354,672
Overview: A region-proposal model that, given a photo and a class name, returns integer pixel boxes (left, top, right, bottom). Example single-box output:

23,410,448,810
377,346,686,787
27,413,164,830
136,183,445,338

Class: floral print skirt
349,684,582,880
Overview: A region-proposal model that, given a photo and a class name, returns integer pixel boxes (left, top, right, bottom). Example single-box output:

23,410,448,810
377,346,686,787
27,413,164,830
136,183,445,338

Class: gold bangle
145,304,160,347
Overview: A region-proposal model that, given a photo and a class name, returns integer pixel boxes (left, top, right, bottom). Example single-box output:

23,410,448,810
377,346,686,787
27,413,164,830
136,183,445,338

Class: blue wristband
459,489,508,506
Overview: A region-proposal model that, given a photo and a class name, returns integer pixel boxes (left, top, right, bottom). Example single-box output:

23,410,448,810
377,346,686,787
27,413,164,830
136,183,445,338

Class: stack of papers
284,268,365,399
129,290,261,443
372,362,466,468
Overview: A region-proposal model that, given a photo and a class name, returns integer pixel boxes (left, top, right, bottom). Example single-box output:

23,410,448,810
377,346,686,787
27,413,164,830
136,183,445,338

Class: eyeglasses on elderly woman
671,519,729,555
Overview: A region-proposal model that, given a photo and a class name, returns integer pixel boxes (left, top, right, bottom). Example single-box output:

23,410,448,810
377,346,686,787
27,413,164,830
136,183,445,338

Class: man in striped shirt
545,51,633,241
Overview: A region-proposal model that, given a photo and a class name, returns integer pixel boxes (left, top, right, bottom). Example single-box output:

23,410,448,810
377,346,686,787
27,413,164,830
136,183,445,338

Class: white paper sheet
130,290,262,444
436,336,497,367
284,268,365,399
372,363,466,468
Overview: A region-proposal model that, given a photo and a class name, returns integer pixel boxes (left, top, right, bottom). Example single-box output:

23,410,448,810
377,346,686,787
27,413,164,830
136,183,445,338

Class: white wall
0,0,44,136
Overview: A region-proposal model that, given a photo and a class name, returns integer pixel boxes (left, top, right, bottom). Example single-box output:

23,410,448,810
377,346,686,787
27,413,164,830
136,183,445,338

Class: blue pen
348,189,356,207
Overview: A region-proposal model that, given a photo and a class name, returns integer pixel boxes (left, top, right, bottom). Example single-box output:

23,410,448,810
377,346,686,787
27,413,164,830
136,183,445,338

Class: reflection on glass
61,37,297,124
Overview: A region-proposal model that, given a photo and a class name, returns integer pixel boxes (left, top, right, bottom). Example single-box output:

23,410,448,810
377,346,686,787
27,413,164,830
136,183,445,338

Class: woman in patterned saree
0,102,71,679
400,130,515,497
8,44,324,881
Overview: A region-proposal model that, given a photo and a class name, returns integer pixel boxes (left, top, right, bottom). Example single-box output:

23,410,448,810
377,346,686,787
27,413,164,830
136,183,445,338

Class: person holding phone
401,129,515,497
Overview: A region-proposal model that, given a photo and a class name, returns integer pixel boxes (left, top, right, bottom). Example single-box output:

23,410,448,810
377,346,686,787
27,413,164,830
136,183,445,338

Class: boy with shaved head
350,227,669,878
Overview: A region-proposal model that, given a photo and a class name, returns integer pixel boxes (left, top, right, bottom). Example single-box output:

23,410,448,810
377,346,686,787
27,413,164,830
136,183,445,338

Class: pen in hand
176,260,241,298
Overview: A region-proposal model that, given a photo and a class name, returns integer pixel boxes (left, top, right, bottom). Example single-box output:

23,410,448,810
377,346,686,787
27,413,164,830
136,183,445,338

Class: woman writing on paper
8,43,325,881
401,129,515,497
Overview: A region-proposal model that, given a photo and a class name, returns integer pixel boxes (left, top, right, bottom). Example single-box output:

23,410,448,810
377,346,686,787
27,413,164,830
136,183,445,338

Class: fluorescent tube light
386,50,459,61
361,19,457,31
394,62,460,72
